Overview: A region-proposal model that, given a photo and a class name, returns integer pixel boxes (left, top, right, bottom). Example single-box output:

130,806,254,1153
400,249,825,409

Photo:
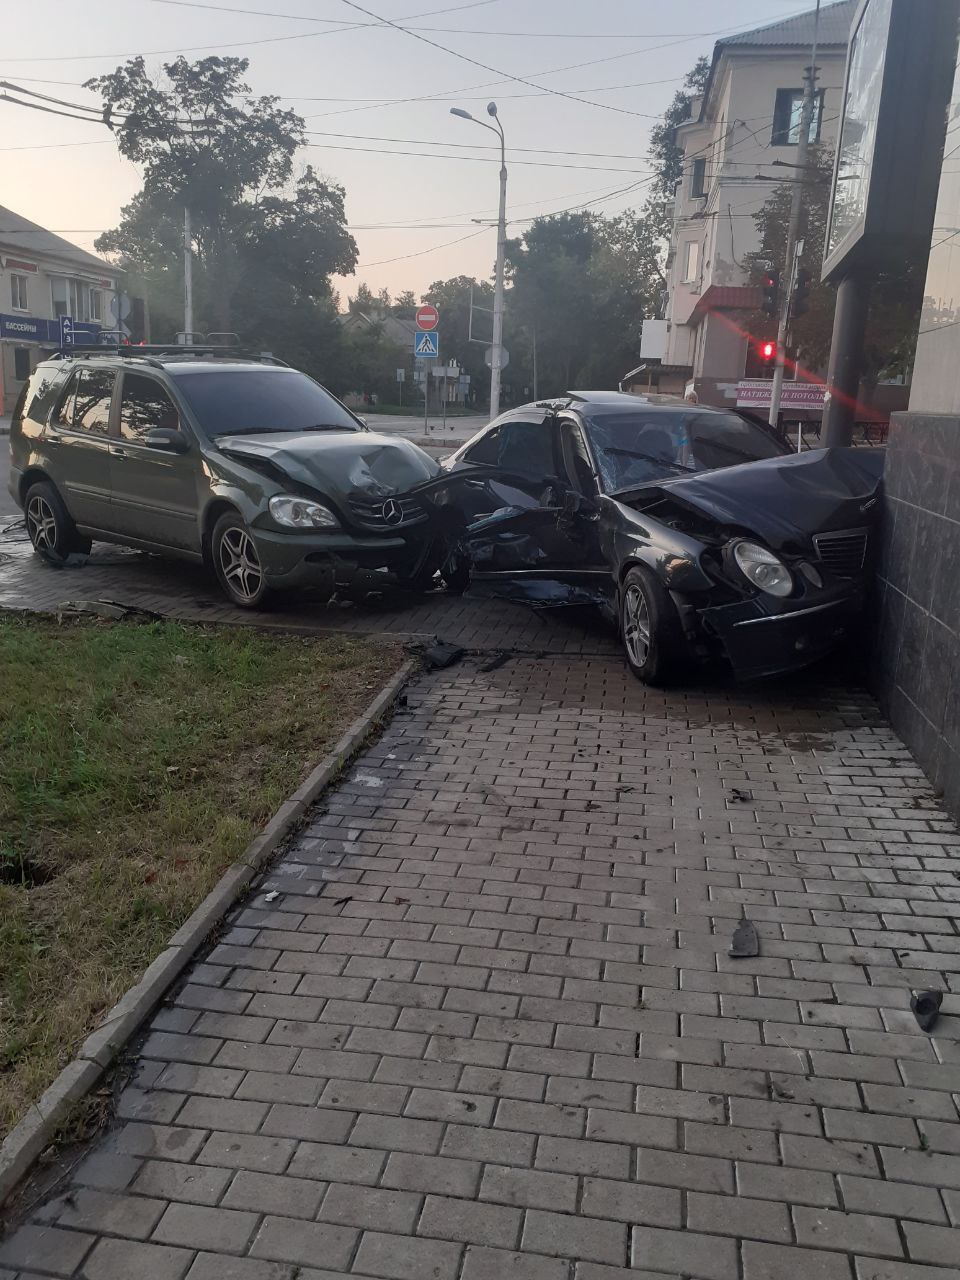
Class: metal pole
490,118,507,421
424,366,429,434
532,324,538,400
822,270,871,446
143,276,152,344
183,205,194,344
768,0,820,428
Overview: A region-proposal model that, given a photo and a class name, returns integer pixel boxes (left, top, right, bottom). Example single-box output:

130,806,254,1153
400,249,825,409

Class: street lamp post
451,103,507,421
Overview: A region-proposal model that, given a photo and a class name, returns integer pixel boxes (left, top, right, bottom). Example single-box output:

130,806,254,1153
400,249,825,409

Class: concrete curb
0,657,417,1207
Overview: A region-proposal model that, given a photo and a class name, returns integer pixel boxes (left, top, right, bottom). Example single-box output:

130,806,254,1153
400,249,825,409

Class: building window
14,347,31,381
772,88,825,145
50,276,93,320
89,290,103,322
682,241,700,283
691,158,707,198
10,274,29,311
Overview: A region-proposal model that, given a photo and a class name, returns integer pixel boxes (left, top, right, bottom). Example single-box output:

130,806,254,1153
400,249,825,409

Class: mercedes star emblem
382,499,404,526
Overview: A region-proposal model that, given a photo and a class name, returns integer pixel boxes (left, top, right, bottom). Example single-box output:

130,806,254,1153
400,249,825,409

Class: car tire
211,511,275,609
619,565,685,685
23,480,90,564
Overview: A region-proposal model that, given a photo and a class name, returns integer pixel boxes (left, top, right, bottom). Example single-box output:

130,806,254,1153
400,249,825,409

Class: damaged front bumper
698,588,864,680
252,526,433,589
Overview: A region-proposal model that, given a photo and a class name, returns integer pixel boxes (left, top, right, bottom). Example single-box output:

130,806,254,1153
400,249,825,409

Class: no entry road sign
415,304,439,331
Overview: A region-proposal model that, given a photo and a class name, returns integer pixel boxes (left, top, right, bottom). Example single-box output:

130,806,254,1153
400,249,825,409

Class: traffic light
761,269,780,317
792,268,812,317
760,339,777,366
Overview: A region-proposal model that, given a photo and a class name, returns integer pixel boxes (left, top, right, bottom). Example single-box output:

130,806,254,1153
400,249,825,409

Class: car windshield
584,410,785,492
170,368,360,436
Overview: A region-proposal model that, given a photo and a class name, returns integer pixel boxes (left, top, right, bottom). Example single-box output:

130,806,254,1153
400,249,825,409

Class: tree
743,146,925,384
423,275,494,404
348,282,377,314
88,56,357,342
646,56,711,241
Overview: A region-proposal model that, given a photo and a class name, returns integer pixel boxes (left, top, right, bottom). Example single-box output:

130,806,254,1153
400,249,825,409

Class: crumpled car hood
216,430,441,498
627,447,885,547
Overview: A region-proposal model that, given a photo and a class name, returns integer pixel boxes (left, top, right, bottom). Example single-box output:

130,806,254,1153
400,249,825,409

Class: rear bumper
699,590,864,680
252,525,433,588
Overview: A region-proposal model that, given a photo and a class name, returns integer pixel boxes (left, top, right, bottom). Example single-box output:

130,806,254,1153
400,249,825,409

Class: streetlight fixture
450,101,507,420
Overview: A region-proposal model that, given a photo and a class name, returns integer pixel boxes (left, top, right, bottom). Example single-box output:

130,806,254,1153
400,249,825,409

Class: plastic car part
422,642,465,669
729,913,760,958
910,989,943,1032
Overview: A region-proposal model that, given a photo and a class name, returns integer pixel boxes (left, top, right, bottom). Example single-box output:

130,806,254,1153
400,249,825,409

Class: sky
1,0,814,304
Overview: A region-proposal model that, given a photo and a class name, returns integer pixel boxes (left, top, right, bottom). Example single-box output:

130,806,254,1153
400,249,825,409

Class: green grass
0,616,401,1137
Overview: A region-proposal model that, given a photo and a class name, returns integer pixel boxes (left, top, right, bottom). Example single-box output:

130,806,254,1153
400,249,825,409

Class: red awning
690,285,761,321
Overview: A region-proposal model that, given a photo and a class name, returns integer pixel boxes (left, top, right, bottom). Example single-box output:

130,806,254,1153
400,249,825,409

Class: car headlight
269,494,340,529
733,540,793,598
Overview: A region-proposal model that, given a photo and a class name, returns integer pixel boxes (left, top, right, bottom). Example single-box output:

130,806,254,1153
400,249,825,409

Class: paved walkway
3,656,960,1279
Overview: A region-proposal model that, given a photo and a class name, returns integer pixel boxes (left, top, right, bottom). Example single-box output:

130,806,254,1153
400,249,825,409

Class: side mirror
144,427,188,453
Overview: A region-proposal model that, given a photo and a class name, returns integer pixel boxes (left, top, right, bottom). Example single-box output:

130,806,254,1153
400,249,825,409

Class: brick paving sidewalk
3,656,960,1279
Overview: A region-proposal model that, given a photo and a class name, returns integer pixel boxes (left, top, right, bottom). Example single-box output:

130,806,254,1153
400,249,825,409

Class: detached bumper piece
699,592,863,680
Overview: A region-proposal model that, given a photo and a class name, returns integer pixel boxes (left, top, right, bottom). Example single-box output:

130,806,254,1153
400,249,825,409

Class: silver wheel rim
26,495,58,554
623,584,652,667
218,526,263,602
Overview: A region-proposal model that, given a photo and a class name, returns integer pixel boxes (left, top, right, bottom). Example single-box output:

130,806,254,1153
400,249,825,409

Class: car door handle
44,436,62,446
109,445,127,458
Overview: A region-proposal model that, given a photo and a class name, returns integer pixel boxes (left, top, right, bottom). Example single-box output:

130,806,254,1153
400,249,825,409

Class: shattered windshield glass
171,368,360,436
584,410,785,492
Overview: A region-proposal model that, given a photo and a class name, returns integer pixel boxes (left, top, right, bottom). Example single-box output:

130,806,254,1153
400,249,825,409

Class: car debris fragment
910,989,943,1032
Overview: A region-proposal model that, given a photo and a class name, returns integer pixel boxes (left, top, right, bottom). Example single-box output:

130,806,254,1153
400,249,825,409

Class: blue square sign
414,330,438,358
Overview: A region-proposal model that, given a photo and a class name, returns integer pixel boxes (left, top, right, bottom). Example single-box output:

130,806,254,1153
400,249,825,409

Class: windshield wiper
697,439,766,462
603,446,696,473
299,423,356,431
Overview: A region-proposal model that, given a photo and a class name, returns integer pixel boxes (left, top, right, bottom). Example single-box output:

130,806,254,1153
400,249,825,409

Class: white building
662,2,854,406
0,205,121,414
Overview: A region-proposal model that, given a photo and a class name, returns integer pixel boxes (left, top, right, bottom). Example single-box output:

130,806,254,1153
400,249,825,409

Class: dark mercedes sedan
425,392,883,683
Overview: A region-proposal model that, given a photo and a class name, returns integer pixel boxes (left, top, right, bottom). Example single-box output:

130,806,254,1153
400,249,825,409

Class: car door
107,370,201,551
460,415,609,603
45,365,117,530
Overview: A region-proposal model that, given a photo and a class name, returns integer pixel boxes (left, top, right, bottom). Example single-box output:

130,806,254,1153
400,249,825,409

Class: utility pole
490,106,507,421
183,205,194,344
768,0,820,429
450,102,507,421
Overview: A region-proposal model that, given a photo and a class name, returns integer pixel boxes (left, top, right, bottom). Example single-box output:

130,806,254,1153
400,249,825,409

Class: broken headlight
732,540,793,598
269,494,340,529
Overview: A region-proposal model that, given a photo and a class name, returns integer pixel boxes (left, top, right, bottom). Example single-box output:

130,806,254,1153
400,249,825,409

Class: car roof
508,391,737,419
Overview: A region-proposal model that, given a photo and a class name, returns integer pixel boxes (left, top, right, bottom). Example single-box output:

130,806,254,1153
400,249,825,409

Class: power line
357,227,486,267
303,140,647,173
0,0,495,62
305,129,649,162
333,0,688,122
148,0,725,39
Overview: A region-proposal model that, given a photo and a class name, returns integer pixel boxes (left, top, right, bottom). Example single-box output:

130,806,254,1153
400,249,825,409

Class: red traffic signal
760,340,776,363
761,269,780,317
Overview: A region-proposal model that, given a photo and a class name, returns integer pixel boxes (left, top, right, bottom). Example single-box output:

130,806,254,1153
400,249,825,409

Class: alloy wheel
218,526,263,603
26,495,58,555
623,583,652,667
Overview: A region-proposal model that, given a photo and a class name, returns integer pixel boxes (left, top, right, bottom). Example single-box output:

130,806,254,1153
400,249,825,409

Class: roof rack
48,344,288,367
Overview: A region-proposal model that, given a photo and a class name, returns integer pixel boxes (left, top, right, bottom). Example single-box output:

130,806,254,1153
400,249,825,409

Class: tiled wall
875,412,960,812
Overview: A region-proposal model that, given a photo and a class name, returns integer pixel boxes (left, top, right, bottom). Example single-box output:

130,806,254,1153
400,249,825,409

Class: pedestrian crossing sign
414,330,439,357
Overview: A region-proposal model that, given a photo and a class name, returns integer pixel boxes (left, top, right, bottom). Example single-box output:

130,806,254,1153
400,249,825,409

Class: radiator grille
812,528,869,577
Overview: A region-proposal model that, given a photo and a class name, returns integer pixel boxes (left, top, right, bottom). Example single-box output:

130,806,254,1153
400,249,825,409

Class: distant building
0,205,121,413
662,2,854,408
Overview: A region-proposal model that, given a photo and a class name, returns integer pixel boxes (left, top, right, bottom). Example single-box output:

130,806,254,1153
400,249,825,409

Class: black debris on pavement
911,989,943,1032
480,651,511,672
729,913,760,958
422,641,465,669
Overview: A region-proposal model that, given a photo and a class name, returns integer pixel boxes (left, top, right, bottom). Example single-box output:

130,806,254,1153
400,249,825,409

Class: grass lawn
0,615,402,1138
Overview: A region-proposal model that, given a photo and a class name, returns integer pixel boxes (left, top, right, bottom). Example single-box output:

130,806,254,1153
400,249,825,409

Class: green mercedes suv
8,348,445,607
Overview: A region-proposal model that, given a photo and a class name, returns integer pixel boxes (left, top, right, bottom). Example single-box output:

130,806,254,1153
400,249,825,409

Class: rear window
170,368,360,437
19,366,66,426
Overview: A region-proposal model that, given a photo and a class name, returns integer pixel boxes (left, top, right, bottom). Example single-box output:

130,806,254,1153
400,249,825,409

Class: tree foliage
88,56,357,349
646,56,711,241
743,146,924,383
